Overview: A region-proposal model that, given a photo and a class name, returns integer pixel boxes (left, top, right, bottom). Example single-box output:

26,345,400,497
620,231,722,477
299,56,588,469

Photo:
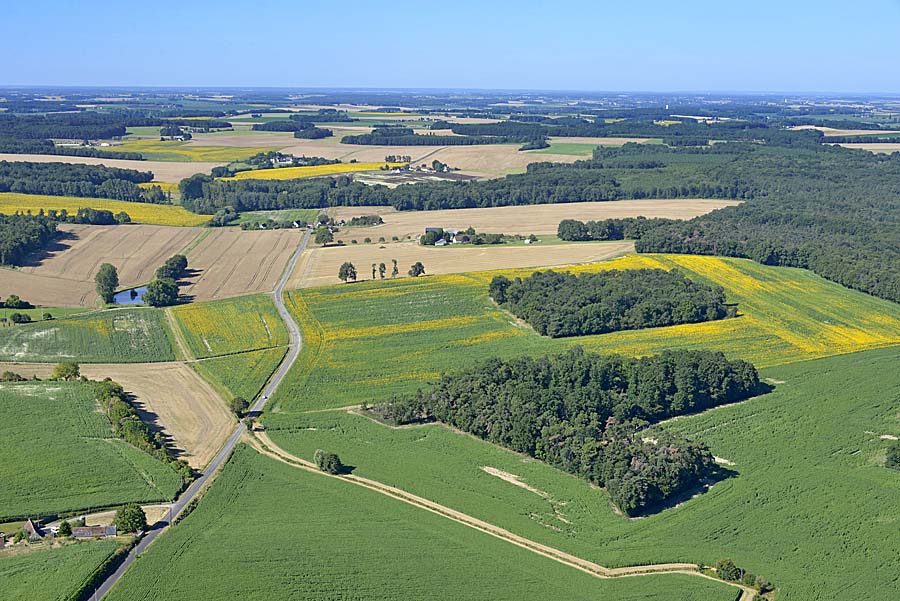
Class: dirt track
0,153,222,183
182,229,303,301
248,431,756,600
288,240,634,288
0,361,233,468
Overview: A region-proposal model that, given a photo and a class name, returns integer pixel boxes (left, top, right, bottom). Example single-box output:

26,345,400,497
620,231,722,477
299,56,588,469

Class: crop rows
171,294,289,358
0,381,184,519
192,347,287,401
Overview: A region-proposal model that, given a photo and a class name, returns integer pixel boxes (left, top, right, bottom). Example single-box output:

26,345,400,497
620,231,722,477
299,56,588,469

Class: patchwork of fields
270,254,900,414
266,345,900,601
0,381,184,519
0,154,221,183
102,445,738,601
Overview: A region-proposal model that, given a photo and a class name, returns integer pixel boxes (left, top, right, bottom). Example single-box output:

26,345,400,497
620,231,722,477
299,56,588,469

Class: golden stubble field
327,199,740,243
1,224,203,307
287,240,635,288
0,361,233,468
0,153,222,182
181,228,303,301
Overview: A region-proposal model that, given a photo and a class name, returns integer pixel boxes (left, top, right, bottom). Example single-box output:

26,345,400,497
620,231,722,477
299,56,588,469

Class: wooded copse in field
370,347,760,515
489,269,733,337
0,161,166,203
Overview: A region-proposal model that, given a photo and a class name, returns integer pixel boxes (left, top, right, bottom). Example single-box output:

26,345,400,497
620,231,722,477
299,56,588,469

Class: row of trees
557,217,676,241
337,260,421,282
489,269,733,337
369,347,761,515
0,137,144,160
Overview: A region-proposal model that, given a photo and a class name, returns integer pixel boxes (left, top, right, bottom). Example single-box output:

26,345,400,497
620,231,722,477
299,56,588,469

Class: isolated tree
338,262,357,283
378,262,386,279
315,227,333,245
371,263,377,280
887,442,900,470
408,262,425,277
391,259,399,278
51,361,80,381
143,278,179,307
314,449,344,474
95,263,119,303
230,396,249,417
114,503,147,533
57,520,72,537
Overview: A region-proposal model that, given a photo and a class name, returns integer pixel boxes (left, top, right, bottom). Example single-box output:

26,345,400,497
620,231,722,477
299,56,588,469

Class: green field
236,208,320,225
0,541,119,601
170,295,288,358
104,445,737,601
107,139,283,162
269,254,900,414
192,347,286,401
528,142,598,155
0,381,184,519
0,308,175,363
0,306,89,321
268,346,900,600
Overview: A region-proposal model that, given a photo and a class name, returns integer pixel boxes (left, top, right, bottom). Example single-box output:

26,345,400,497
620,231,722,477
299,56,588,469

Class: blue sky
3,0,899,92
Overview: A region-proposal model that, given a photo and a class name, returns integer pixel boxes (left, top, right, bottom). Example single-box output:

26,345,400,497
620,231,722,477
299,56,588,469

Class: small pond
113,286,148,305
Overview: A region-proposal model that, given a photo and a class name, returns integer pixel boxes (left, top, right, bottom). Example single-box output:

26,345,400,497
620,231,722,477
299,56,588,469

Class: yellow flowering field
138,181,180,194
0,193,211,226
223,162,407,181
270,254,900,412
110,140,281,162
170,294,289,359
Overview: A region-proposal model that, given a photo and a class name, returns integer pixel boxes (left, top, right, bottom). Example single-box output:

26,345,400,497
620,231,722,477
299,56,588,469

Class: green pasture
104,445,736,601
0,381,184,519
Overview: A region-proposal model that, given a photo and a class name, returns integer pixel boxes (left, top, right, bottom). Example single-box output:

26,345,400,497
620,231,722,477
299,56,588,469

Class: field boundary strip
245,431,757,600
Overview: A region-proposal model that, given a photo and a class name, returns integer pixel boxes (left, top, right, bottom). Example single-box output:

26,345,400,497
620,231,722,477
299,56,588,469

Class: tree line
0,161,166,203
369,347,761,515
489,269,732,337
0,138,144,160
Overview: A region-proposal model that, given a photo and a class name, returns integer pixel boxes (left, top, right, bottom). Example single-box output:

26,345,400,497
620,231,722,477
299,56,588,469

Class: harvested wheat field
0,361,232,468
288,240,634,288
1,224,202,307
834,142,900,153
183,229,302,301
790,125,900,136
0,153,223,182
327,199,740,243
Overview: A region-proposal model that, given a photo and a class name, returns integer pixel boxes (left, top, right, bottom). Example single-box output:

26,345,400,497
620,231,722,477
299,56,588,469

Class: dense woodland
0,214,58,265
370,347,761,515
0,161,165,203
0,138,144,160
490,269,732,337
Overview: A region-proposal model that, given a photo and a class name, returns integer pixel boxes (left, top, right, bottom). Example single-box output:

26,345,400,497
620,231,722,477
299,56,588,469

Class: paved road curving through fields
93,229,310,600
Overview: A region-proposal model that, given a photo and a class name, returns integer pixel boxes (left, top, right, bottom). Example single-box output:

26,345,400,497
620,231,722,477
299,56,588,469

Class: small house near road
72,525,117,539
23,518,43,540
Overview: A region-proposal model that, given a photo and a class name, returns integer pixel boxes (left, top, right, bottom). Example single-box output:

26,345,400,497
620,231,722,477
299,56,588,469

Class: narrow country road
93,229,310,600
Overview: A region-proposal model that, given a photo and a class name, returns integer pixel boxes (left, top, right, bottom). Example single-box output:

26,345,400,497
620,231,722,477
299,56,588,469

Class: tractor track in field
247,430,757,600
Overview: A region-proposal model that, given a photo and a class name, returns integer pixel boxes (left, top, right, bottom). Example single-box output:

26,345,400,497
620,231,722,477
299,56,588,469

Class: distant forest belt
0,153,221,182
327,199,740,242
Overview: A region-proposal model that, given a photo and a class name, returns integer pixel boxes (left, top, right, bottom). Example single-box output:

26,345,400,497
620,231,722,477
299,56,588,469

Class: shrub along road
93,229,310,599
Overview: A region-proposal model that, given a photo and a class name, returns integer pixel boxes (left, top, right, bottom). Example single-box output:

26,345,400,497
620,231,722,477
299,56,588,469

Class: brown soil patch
327,199,739,243
0,154,222,183
182,229,302,301
0,362,232,468
0,224,201,307
289,240,634,288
